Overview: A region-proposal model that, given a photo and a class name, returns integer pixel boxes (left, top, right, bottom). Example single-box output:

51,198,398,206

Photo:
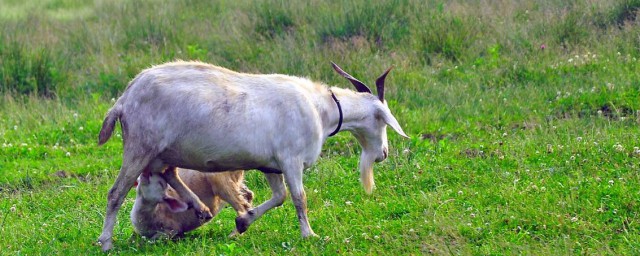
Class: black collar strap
328,90,343,137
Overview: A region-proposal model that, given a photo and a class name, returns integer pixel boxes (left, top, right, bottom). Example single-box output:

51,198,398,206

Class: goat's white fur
97,61,407,251
131,168,253,239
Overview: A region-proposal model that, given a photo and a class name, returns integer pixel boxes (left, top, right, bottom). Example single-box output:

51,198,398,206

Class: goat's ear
379,108,409,138
163,196,189,213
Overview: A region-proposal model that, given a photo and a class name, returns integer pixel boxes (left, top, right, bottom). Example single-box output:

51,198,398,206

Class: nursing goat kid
131,168,253,239
97,61,408,251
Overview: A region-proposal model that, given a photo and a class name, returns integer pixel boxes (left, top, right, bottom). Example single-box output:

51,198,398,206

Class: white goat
131,168,253,239
97,60,407,251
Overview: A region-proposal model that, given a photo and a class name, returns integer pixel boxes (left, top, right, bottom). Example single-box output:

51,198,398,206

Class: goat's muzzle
375,147,389,162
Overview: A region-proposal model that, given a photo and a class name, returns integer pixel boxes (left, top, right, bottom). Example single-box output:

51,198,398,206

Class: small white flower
576,137,582,142
345,201,353,206
10,205,16,212
66,152,71,157
608,180,614,185
111,98,116,102
458,190,463,196
79,126,84,131
570,216,578,222
73,113,78,118
614,143,624,152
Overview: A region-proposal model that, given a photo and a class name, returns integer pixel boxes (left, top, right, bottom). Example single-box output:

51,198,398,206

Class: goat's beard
359,151,377,194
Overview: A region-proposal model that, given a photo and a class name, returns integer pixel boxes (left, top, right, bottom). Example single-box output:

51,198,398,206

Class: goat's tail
98,106,121,145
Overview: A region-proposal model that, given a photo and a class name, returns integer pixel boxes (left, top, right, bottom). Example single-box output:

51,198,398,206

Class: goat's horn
331,62,372,94
375,66,392,102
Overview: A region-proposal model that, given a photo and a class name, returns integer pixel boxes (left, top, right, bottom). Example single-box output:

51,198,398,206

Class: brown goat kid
131,168,253,239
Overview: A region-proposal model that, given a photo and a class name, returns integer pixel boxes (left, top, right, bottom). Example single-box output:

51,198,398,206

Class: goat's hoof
302,231,319,238
97,239,113,252
196,209,213,221
228,229,241,238
235,216,250,234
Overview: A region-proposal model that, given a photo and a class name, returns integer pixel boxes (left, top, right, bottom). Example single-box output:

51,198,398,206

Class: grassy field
1,0,639,254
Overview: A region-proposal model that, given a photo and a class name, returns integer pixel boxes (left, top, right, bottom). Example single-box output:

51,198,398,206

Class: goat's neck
323,87,371,137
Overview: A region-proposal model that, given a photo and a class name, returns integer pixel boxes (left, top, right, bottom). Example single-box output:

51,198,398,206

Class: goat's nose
376,147,388,162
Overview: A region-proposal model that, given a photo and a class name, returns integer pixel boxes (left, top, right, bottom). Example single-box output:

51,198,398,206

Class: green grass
1,0,639,254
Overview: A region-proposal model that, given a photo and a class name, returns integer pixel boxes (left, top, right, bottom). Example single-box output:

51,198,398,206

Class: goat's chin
359,152,377,194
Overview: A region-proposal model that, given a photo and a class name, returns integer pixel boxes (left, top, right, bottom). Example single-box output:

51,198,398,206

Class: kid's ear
163,196,189,213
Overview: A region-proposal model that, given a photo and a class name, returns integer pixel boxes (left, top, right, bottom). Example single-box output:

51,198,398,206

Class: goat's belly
158,148,270,172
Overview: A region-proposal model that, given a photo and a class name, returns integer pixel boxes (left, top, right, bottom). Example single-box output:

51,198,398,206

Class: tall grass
1,0,639,254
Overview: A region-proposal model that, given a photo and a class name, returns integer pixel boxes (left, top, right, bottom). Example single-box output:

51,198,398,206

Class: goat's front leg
283,166,317,238
235,173,286,234
161,167,213,220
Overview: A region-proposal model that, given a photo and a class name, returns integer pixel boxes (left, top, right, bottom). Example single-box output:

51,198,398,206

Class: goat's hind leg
162,166,213,220
98,153,154,251
235,173,287,234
